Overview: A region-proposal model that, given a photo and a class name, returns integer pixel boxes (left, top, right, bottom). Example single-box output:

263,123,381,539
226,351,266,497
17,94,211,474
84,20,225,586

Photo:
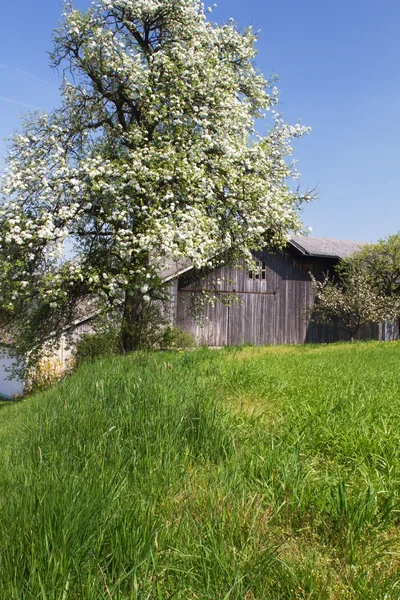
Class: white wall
0,350,24,398
0,320,97,399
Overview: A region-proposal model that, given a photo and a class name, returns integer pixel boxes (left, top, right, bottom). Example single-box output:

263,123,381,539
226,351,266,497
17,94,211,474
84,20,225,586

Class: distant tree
348,232,400,298
0,0,311,371
311,245,400,341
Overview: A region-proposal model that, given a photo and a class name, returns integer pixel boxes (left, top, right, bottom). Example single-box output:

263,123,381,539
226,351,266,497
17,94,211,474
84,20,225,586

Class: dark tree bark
120,292,145,352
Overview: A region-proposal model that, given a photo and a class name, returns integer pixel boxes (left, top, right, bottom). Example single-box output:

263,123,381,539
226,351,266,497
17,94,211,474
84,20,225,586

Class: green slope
0,343,399,599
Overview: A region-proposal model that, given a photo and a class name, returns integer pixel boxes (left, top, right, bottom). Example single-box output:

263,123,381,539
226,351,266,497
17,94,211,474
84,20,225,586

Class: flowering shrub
311,268,400,341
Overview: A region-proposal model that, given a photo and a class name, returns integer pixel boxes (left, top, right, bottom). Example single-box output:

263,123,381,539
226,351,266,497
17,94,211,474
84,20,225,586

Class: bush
161,326,196,350
25,356,75,394
75,325,195,362
74,332,118,364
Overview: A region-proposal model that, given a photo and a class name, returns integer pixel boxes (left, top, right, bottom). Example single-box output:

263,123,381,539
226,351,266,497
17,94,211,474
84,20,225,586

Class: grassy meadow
0,342,400,599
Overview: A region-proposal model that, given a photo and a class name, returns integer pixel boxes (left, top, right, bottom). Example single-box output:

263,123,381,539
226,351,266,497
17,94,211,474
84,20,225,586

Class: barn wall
175,249,396,346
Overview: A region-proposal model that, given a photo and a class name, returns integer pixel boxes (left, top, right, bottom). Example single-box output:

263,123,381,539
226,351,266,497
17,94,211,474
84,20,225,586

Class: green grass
0,342,400,599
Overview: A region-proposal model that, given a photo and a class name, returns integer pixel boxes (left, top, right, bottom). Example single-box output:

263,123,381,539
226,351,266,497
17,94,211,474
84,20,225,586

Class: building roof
160,257,194,282
159,236,365,282
289,235,364,259
160,236,365,280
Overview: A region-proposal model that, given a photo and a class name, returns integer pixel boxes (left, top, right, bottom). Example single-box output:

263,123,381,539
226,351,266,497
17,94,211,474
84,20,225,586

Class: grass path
0,342,399,598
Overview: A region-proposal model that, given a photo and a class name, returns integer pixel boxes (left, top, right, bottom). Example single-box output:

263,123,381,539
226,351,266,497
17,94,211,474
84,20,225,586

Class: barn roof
160,257,193,282
160,236,365,281
289,235,364,259
161,236,365,279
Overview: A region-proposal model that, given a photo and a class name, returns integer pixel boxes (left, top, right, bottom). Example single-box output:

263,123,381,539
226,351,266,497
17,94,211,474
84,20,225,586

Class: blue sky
0,0,399,242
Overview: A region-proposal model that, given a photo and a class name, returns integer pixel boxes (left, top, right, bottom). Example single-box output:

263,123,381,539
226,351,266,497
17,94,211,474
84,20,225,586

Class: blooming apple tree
0,0,311,367
311,262,400,341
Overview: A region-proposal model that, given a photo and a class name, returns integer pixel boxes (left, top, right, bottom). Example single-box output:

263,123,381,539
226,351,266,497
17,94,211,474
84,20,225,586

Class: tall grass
0,342,400,598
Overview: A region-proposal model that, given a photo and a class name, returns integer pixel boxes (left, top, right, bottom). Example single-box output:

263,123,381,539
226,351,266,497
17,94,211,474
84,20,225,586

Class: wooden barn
165,236,399,346
1,234,396,399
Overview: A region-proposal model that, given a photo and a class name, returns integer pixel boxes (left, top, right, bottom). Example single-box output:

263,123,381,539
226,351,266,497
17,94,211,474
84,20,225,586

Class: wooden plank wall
175,249,399,346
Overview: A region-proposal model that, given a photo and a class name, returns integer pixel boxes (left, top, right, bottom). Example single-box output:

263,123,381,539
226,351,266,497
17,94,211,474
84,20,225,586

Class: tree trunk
120,291,144,353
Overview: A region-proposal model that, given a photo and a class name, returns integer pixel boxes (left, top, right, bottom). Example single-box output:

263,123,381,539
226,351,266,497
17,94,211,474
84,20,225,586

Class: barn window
261,262,266,280
249,261,266,280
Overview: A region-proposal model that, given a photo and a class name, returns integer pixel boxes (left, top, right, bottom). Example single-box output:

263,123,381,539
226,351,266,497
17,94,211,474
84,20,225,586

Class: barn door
227,292,276,346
